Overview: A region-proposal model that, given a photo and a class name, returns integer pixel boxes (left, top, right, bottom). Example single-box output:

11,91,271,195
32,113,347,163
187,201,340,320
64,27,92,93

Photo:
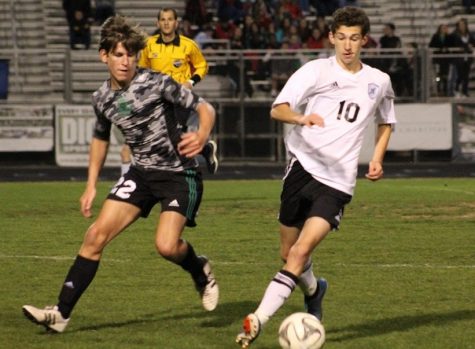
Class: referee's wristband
188,79,195,86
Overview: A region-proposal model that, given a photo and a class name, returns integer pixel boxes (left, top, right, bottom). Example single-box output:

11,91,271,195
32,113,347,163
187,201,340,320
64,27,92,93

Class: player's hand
182,81,193,90
365,160,383,181
80,187,96,218
178,132,205,158
299,113,325,127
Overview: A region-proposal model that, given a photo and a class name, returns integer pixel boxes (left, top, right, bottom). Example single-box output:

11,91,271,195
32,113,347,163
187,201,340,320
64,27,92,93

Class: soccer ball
278,312,325,349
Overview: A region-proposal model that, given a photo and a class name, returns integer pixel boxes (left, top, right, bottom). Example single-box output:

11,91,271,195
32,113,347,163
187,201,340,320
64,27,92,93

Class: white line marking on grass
333,263,475,269
214,261,475,269
3,255,473,270
0,254,127,263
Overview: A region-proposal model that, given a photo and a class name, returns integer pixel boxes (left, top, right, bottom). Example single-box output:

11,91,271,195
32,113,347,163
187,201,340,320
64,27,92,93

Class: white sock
255,270,298,326
298,259,317,296
120,162,131,176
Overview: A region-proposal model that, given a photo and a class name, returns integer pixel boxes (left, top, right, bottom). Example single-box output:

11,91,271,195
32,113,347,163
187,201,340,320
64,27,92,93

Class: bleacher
0,0,474,103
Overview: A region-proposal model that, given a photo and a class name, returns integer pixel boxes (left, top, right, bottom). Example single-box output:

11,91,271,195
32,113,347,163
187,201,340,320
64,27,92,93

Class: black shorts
279,160,352,230
107,166,203,227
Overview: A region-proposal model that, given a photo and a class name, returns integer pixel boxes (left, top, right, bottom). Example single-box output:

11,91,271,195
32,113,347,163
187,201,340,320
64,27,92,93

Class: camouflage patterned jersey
92,68,204,172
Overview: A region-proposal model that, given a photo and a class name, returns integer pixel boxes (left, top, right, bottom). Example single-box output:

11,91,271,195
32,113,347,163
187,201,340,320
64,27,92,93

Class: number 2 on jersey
111,177,137,199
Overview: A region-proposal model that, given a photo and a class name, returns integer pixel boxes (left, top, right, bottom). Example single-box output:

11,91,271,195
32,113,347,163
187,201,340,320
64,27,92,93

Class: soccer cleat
304,277,328,321
201,140,218,174
22,305,70,333
236,313,261,348
196,256,219,311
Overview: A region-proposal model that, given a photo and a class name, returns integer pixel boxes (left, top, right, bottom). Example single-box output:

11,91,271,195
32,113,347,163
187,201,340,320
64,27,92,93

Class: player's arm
178,101,215,158
80,137,109,218
271,103,324,127
186,41,208,88
365,123,392,181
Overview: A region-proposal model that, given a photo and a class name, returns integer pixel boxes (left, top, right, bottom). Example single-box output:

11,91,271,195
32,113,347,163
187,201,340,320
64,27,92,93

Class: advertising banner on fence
55,105,123,167
0,104,54,151
388,103,452,151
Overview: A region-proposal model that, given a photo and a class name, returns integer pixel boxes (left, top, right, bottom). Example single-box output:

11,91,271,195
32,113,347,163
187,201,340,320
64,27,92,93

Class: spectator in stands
311,0,339,17
363,33,377,48
250,0,273,28
180,18,197,38
266,22,282,49
297,17,312,43
227,26,254,97
69,10,91,50
462,0,474,14
185,0,208,27
281,0,302,20
194,23,215,49
305,27,325,49
94,0,115,25
448,18,475,97
379,22,407,96
361,33,379,68
218,0,244,24
338,0,360,7
214,16,237,40
314,16,330,41
63,0,92,49
269,39,304,97
63,0,92,27
121,8,218,175
429,24,451,96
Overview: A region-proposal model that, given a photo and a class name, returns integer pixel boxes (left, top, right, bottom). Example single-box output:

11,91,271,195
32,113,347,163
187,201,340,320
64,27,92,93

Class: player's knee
155,240,179,260
288,243,311,264
83,223,109,251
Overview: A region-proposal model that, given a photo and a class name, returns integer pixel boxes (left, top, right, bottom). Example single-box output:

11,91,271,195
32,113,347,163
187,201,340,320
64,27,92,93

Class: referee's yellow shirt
138,34,208,84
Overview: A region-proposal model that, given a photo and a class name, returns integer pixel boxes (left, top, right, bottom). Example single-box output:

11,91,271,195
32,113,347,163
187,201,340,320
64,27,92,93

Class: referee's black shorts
279,160,352,230
107,166,203,227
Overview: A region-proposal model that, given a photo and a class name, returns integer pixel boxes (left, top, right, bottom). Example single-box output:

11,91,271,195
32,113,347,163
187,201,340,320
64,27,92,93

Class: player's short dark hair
157,8,178,20
331,6,370,36
99,15,147,54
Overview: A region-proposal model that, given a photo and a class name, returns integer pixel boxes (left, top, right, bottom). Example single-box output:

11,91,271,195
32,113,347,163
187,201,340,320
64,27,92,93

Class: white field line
0,254,128,263
216,261,475,269
374,183,475,196
2,255,474,269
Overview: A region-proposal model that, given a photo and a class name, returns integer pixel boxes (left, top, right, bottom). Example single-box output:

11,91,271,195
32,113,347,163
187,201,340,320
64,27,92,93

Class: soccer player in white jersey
22,15,219,333
236,6,396,348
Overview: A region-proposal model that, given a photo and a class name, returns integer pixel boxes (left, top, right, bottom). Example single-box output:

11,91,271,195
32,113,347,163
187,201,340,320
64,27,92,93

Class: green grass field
1,178,474,349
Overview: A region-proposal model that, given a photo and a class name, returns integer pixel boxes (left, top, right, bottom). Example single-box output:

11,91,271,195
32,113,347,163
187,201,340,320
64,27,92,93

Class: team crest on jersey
173,59,183,68
368,83,379,99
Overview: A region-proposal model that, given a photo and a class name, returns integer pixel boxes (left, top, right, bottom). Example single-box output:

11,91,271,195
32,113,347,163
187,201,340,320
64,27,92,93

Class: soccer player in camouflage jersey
119,7,218,176
22,15,219,333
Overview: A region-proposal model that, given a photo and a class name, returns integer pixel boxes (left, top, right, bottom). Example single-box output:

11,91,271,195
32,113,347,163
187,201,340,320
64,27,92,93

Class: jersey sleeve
92,105,112,141
272,60,319,112
160,74,204,110
188,40,208,80
138,38,152,69
375,75,397,125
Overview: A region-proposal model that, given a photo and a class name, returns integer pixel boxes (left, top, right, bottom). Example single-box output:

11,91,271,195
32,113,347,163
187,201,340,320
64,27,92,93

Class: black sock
57,255,99,318
178,243,207,287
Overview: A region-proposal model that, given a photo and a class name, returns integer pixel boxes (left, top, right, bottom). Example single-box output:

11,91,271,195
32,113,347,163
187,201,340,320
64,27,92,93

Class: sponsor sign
55,105,123,167
389,103,452,150
0,105,54,151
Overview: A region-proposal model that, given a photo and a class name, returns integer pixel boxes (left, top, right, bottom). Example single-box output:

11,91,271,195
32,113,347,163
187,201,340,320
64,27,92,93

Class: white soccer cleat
236,313,261,348
197,256,219,311
22,305,70,333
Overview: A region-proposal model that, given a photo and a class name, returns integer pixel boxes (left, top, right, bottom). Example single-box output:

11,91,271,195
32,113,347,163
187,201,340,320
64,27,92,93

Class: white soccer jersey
274,56,397,195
